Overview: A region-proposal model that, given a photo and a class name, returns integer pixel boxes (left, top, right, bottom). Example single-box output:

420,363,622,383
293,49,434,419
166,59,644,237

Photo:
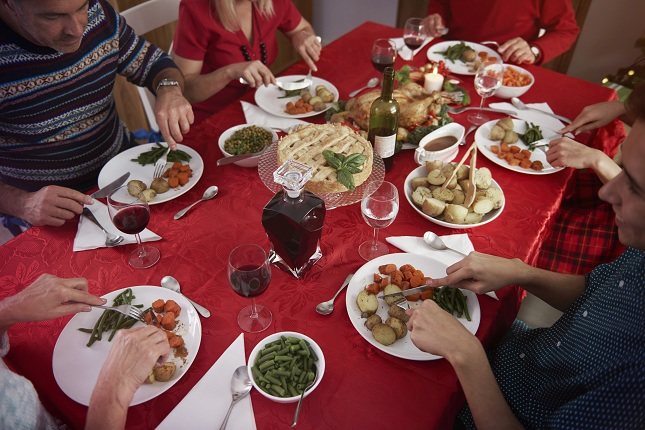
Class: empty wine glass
371,38,396,73
228,244,272,333
402,17,426,60
359,181,399,261
468,61,504,125
107,186,160,269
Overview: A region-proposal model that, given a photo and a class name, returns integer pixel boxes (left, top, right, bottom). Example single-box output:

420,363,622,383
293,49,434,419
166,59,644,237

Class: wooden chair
120,0,180,132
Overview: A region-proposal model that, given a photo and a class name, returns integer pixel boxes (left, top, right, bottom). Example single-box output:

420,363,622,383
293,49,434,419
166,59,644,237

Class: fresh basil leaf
344,164,363,174
336,169,355,191
323,150,342,170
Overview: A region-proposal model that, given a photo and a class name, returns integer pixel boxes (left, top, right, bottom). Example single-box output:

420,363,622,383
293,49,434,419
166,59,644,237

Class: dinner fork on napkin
73,201,161,252
157,333,256,430
389,37,433,61
386,232,498,300
241,101,309,132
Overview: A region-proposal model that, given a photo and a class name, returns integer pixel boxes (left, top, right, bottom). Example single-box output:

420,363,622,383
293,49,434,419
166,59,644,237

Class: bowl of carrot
495,64,534,99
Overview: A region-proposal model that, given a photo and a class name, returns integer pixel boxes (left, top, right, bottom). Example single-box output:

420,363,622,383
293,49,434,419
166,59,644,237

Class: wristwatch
155,78,180,93
530,45,541,62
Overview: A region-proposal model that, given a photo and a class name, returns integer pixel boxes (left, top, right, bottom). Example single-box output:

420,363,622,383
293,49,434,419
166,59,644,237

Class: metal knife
217,146,271,166
91,172,130,199
381,284,437,300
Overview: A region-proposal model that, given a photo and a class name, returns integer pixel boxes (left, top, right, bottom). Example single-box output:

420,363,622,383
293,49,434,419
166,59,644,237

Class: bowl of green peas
248,331,325,403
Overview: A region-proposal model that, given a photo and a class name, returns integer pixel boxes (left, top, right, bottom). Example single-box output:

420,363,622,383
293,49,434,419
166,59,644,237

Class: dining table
0,21,624,430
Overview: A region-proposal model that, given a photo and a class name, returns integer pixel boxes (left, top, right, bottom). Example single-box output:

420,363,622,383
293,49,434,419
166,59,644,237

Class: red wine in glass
107,186,160,269
371,39,396,74
371,56,394,73
228,244,272,333
404,36,424,51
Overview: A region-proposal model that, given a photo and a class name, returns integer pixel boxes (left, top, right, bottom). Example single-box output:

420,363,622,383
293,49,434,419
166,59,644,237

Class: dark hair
626,82,645,121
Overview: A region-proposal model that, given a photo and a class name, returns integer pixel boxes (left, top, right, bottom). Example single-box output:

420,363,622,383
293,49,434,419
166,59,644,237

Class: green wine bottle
368,67,399,170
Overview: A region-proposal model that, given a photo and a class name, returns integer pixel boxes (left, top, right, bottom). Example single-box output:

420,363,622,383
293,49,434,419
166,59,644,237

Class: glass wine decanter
262,160,326,279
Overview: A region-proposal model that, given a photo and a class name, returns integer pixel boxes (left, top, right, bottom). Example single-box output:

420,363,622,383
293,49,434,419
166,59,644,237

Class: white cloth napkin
73,200,161,252
241,101,309,131
389,37,433,61
157,333,256,430
489,102,566,133
386,232,498,300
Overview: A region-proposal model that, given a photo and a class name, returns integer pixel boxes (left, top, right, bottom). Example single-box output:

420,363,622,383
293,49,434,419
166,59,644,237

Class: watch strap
155,78,180,93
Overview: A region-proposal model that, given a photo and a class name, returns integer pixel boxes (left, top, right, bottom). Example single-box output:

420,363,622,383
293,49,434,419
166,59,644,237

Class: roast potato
443,204,468,224
127,180,146,197
427,170,446,185
383,284,404,306
139,188,157,203
365,314,382,331
152,362,177,382
356,290,378,318
422,197,446,217
489,125,505,141
371,323,397,346
497,117,514,131
385,317,408,339
387,304,410,323
410,176,429,189
150,178,170,194
412,186,432,207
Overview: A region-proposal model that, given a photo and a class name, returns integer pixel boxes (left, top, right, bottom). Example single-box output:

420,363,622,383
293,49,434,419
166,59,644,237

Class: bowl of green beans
248,331,325,403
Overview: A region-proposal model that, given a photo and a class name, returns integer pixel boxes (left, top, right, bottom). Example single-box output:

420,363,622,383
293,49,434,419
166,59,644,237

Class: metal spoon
173,186,218,220
82,207,124,247
348,77,379,97
315,273,354,315
219,366,252,430
290,379,316,428
160,275,211,318
510,97,572,124
423,231,468,257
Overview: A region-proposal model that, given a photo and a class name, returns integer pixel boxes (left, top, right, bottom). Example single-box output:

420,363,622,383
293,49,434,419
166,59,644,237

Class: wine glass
359,181,399,261
371,38,396,74
228,244,272,333
468,61,504,125
107,186,160,269
403,17,426,60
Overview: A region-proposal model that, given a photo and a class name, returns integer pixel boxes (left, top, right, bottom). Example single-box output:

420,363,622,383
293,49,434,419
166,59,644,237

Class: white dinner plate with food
52,286,202,406
475,119,565,175
254,75,339,119
98,143,204,205
346,253,480,361
427,41,502,75
404,165,505,228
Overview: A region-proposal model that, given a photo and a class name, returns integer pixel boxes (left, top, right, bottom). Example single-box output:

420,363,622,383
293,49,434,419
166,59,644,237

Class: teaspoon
173,185,218,220
423,231,468,257
160,275,211,318
315,273,354,315
348,77,379,98
219,366,252,430
82,207,124,247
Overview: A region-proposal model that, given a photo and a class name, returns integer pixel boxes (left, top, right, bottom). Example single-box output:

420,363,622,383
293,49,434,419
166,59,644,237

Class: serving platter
346,253,480,361
98,143,204,204
52,286,202,406
254,75,339,119
427,41,502,75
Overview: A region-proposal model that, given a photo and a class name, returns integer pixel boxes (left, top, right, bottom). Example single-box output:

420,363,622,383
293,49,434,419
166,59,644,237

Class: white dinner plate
404,165,505,228
345,253,480,361
98,143,204,205
427,41,502,75
475,119,565,175
52,286,202,406
254,75,339,119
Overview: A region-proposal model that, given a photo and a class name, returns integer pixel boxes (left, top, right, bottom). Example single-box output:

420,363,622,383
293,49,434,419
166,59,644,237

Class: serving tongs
440,141,477,207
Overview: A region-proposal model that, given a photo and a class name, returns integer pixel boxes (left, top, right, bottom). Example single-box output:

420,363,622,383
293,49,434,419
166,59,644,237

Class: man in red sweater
424,0,579,65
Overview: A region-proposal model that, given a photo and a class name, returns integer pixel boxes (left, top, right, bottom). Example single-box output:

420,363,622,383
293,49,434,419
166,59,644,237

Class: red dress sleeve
173,0,210,61
426,0,451,25
532,0,580,64
276,0,303,33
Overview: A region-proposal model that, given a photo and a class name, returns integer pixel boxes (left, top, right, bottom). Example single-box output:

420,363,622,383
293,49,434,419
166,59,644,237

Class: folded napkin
73,200,161,252
386,232,498,300
489,102,565,133
157,333,256,430
241,100,309,131
389,37,433,61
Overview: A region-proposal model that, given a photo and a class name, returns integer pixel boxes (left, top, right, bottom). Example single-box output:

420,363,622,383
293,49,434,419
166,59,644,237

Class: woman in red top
173,0,320,122
424,0,579,65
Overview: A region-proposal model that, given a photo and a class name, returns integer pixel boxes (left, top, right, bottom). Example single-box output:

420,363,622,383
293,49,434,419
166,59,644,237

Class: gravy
424,135,458,151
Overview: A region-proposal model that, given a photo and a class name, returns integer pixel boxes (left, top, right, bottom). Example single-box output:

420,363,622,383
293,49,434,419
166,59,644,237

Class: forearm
86,379,135,430
152,67,186,96
589,150,622,183
0,182,29,220
449,340,524,430
0,296,19,332
516,264,586,311
182,67,234,104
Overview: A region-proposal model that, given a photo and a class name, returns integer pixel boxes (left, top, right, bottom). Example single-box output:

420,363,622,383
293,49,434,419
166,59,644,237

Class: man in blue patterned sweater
0,0,194,228
408,83,645,428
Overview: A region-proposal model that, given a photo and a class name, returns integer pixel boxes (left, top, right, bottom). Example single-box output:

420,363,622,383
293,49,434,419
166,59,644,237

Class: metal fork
447,105,516,116
480,40,500,48
92,304,146,323
153,144,170,179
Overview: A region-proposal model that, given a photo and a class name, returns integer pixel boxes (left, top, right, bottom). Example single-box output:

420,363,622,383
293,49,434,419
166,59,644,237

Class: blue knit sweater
0,0,176,192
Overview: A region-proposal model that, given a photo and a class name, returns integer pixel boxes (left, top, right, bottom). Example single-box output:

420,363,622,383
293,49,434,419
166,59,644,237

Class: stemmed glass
228,244,272,333
468,61,504,125
359,181,399,261
371,39,396,73
402,17,426,60
107,186,160,269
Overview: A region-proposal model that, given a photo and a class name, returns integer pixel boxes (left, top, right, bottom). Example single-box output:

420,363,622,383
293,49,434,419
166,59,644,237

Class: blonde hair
213,0,275,32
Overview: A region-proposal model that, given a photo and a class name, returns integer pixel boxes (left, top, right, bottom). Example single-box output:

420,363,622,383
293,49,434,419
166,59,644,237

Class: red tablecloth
0,22,619,430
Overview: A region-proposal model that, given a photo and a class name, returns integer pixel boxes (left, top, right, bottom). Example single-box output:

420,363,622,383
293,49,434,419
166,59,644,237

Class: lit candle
424,66,444,93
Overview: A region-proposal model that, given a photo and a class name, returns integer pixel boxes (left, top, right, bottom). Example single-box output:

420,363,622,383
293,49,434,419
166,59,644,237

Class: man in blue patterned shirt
407,84,645,429
0,0,194,228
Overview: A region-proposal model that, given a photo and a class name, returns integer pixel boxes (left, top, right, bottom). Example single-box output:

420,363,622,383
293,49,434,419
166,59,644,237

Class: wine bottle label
374,134,396,158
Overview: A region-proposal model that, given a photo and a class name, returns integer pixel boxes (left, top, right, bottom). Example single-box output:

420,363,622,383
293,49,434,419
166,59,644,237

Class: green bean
77,328,93,334
258,359,275,371
260,344,281,355
85,289,140,347
258,352,276,364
